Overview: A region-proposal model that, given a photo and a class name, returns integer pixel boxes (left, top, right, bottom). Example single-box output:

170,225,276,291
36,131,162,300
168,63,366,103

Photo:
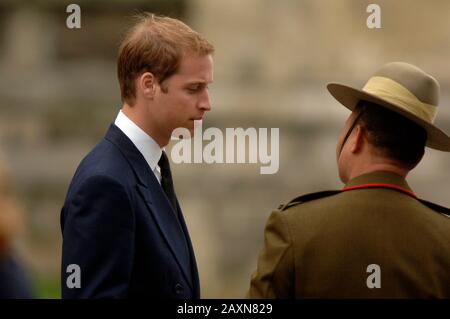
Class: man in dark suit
248,62,450,298
61,13,214,298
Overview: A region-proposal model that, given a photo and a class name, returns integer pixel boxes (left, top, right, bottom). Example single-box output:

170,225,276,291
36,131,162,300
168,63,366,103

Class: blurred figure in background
0,160,33,298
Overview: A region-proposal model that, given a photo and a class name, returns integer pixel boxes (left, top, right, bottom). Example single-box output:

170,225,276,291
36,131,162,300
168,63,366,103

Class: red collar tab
342,183,417,199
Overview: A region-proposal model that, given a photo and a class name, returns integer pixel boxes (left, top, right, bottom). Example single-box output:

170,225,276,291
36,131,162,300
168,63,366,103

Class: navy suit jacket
61,124,200,298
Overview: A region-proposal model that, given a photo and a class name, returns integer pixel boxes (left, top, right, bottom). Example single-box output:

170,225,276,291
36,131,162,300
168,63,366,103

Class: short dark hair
355,100,427,169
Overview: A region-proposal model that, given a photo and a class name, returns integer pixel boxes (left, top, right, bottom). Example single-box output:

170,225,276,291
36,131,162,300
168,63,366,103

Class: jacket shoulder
278,190,342,211
76,140,132,178
418,199,450,218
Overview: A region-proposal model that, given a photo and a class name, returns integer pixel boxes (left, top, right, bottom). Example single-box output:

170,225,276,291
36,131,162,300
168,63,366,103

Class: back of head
117,12,215,105
356,100,427,170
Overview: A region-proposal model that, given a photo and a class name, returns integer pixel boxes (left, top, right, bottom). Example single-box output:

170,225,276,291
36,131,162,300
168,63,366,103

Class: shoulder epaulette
278,190,341,211
418,199,450,218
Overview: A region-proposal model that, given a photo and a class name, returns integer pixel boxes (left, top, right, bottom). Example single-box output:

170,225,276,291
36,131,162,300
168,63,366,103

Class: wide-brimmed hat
327,62,450,151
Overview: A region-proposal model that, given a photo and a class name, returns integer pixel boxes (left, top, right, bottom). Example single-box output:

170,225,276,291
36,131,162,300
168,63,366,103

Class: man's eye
187,86,200,93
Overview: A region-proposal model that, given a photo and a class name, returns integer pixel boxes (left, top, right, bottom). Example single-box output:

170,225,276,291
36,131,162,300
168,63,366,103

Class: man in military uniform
247,62,450,298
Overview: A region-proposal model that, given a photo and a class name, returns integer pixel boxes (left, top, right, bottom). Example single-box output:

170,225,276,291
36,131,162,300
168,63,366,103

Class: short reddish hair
117,13,214,104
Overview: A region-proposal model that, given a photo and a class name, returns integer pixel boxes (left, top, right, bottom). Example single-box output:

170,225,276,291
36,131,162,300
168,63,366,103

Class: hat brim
327,83,450,151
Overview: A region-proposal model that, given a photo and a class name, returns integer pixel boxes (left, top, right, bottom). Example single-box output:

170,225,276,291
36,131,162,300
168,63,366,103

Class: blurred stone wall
0,0,449,297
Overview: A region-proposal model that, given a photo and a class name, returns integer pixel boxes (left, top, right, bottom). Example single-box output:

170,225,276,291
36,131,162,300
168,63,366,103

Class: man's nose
199,90,212,111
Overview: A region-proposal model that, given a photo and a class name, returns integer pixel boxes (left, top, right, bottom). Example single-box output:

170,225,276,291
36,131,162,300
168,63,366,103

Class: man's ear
350,125,365,153
138,72,156,99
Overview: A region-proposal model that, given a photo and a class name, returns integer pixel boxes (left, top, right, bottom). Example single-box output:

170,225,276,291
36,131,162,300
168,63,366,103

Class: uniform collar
343,171,415,197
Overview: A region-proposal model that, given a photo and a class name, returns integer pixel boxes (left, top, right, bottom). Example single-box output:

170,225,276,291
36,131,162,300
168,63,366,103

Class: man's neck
347,161,409,182
121,104,169,147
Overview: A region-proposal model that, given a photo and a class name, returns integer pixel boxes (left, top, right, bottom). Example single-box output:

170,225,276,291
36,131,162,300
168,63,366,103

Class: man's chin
170,127,194,140
170,120,202,140
188,119,202,137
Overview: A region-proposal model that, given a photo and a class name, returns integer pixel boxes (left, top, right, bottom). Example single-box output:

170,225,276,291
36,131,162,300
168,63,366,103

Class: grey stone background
0,0,449,297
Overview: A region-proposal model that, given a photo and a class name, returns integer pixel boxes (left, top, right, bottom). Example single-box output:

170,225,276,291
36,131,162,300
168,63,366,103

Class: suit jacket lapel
104,124,195,291
136,184,194,289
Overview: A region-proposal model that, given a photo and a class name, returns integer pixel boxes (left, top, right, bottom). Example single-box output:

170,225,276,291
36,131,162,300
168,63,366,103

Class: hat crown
327,61,450,151
372,62,440,106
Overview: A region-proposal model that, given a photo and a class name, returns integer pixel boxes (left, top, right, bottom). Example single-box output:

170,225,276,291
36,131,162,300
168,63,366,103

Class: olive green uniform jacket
248,171,450,298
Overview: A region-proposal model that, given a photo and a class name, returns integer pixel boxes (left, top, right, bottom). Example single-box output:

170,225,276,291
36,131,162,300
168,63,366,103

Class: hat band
362,76,437,123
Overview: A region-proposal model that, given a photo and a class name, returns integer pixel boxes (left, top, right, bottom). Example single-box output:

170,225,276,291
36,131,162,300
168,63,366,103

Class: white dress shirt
114,110,162,184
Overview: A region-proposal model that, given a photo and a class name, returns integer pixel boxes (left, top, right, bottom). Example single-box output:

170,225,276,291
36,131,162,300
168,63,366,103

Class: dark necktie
158,151,179,214
158,151,193,281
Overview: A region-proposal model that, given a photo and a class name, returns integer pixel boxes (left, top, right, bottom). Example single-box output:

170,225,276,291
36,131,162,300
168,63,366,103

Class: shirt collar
344,171,412,192
114,110,162,172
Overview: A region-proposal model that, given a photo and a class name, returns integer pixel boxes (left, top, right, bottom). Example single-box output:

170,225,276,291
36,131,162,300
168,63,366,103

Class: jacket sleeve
247,209,294,298
61,175,135,298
